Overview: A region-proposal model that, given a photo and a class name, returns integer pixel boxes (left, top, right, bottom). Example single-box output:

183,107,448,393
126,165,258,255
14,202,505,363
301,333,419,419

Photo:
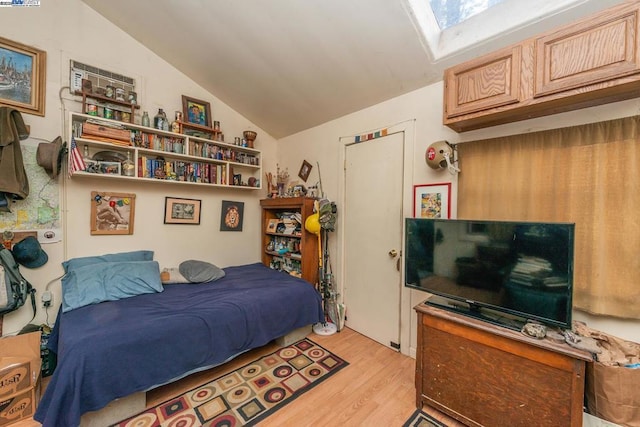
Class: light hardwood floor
148,327,463,426
22,327,463,427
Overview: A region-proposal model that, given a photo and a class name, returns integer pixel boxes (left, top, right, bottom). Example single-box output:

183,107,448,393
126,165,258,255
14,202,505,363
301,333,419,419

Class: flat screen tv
405,218,575,330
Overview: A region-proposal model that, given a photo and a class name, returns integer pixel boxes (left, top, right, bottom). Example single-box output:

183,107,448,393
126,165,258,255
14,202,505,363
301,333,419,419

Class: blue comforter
34,263,323,427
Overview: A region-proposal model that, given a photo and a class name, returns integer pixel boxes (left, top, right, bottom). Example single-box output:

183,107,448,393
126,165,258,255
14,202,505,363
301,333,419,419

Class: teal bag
0,247,35,316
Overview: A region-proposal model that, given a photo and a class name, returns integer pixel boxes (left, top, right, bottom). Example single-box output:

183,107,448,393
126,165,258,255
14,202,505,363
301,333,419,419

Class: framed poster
413,183,451,219
90,192,136,235
0,36,46,116
298,160,312,182
220,200,244,231
164,197,201,225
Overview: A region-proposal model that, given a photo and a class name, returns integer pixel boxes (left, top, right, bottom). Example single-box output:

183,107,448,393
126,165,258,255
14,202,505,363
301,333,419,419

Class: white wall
0,0,277,335
278,81,640,353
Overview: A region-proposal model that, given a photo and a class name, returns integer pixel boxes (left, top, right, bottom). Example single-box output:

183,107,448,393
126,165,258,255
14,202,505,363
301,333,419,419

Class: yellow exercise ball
305,213,321,235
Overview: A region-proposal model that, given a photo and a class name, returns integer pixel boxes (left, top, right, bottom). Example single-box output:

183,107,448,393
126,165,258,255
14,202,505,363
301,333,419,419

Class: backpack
0,247,36,317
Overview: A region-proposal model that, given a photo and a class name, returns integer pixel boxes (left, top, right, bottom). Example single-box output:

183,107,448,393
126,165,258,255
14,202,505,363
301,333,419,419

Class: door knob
388,249,398,257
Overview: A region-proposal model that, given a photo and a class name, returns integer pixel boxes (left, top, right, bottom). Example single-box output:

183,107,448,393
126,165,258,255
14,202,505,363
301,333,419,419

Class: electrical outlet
42,290,52,307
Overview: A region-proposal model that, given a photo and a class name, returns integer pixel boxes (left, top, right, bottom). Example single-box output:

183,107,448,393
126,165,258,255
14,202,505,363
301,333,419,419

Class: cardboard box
0,380,39,426
0,332,41,426
0,359,32,398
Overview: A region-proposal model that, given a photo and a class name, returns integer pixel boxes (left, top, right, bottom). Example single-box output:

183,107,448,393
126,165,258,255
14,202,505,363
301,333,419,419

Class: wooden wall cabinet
445,45,522,118
415,302,591,427
260,197,319,286
444,1,640,132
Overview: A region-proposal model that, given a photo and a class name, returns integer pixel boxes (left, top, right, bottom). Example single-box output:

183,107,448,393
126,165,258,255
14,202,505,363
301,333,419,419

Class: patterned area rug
402,409,448,427
112,338,348,427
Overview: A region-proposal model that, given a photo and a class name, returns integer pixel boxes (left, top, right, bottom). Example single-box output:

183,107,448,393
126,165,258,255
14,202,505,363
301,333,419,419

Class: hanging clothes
0,107,30,211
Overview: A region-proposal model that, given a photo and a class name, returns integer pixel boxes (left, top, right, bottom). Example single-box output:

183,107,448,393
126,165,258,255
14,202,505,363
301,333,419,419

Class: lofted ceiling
82,0,626,138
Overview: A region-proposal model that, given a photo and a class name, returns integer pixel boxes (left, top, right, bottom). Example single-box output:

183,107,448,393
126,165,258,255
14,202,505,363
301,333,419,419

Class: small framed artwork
182,95,212,128
84,159,99,173
97,161,121,175
413,183,451,219
164,197,201,225
90,191,136,235
298,160,312,182
220,200,244,231
0,36,46,116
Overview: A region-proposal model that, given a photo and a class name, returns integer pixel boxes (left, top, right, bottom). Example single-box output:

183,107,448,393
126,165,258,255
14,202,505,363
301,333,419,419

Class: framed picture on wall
164,197,201,225
181,95,212,128
220,200,244,231
413,183,451,219
298,160,312,182
0,36,46,116
90,192,136,235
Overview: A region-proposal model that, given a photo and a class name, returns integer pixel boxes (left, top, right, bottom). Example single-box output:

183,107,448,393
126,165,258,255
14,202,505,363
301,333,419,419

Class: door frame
337,119,416,355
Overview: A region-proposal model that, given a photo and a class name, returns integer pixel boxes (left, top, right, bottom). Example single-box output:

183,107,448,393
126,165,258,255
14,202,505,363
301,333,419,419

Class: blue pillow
62,260,162,312
62,250,154,273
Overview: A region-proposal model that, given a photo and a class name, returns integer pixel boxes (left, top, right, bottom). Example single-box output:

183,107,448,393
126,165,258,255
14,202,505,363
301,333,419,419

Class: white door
344,132,404,349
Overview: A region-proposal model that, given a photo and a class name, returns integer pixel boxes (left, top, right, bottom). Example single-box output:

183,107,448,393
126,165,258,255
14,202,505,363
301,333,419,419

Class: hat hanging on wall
425,140,460,174
36,136,66,179
11,236,48,268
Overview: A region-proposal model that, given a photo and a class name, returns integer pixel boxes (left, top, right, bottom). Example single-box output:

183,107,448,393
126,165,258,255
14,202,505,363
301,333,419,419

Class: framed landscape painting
0,36,46,116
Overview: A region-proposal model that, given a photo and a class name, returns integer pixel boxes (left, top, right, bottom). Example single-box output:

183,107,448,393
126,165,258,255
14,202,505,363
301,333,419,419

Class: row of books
79,126,259,166
137,156,227,184
130,132,259,165
132,130,184,153
189,142,259,165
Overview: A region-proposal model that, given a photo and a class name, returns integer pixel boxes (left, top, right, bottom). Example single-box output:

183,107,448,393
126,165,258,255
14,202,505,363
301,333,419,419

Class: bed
33,261,324,427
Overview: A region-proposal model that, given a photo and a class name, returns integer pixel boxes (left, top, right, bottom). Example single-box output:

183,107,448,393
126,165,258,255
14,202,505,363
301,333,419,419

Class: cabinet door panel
535,3,640,97
445,45,522,118
421,325,575,427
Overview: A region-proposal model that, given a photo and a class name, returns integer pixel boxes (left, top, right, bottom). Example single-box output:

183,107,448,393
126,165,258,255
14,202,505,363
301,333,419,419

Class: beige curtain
457,116,640,319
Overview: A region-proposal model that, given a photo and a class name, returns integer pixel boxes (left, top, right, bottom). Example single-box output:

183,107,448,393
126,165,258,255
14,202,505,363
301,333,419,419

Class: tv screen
405,218,575,330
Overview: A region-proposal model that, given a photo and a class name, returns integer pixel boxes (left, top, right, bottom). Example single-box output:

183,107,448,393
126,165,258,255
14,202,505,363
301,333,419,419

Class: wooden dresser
415,301,592,427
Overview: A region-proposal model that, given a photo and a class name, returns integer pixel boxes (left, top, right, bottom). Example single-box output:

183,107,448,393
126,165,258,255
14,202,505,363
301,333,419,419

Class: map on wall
0,141,61,242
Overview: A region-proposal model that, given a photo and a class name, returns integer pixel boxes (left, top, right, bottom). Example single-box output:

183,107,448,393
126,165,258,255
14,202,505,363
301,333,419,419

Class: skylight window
429,0,506,29
405,0,592,61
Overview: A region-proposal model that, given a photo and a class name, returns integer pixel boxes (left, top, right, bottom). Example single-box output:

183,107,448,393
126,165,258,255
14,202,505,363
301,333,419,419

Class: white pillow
160,267,190,284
